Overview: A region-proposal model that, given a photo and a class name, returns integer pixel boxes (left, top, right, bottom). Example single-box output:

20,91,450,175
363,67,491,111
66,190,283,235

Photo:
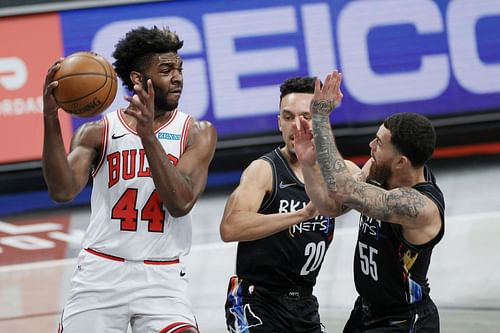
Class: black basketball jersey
235,148,335,290
353,166,445,311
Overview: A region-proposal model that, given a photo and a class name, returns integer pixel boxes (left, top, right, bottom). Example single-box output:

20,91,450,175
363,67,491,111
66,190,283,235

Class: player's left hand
292,116,317,167
310,70,343,116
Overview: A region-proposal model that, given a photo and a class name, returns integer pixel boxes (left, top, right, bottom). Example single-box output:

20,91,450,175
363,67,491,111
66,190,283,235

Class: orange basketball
53,51,117,118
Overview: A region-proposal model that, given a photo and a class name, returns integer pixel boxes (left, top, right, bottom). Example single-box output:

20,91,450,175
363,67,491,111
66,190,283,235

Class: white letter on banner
93,17,208,118
338,0,449,104
301,3,336,78
448,0,500,94
204,7,299,119
0,57,27,91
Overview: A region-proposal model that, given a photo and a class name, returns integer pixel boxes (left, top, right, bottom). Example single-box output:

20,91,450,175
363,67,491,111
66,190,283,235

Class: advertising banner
1,0,500,165
0,13,73,164
59,0,500,138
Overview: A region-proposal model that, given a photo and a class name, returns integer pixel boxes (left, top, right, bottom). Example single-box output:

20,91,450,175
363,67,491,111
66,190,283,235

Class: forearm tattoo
311,100,426,222
311,110,348,192
386,187,426,219
346,184,426,222
310,100,336,116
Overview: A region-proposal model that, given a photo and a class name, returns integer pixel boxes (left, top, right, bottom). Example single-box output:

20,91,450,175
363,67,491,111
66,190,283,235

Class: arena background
0,0,499,332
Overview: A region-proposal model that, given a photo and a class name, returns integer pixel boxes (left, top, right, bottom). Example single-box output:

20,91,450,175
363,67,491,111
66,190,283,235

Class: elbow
327,190,349,207
162,191,196,217
169,205,192,218
317,206,334,218
219,222,236,243
168,197,196,217
170,211,187,218
316,199,344,218
48,188,76,203
329,177,354,201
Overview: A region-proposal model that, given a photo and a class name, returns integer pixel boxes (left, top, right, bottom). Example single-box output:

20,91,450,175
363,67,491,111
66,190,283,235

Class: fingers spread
299,116,311,133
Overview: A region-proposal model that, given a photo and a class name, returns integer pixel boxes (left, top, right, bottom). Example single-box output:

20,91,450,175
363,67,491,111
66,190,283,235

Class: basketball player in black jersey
219,77,359,333
294,71,444,332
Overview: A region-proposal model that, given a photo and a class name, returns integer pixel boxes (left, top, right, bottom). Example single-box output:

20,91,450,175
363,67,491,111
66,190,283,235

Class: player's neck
281,147,304,181
389,167,426,189
122,107,176,131
153,109,175,126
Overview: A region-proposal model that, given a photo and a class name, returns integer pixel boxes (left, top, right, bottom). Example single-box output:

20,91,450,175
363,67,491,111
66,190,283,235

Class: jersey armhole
91,116,109,178
259,156,276,211
180,115,192,156
393,190,445,251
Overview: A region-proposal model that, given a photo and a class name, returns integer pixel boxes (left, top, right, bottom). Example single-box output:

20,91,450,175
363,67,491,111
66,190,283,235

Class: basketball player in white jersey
42,26,217,333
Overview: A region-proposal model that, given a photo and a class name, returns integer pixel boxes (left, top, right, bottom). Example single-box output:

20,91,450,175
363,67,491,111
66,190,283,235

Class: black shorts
224,276,326,333
343,296,440,333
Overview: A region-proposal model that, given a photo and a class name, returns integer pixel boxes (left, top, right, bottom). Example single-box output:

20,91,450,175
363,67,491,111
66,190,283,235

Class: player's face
368,125,399,188
147,53,183,112
278,93,313,156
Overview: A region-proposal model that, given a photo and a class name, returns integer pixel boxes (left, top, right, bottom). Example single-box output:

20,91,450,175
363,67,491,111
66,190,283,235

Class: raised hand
310,70,343,116
43,58,64,118
292,116,317,167
124,79,155,138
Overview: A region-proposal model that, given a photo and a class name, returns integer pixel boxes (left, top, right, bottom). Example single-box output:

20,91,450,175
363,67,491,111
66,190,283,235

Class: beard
143,75,179,112
154,85,179,112
367,160,392,188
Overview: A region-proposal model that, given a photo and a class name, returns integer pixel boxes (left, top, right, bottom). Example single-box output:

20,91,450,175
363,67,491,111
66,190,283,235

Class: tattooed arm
310,71,440,236
292,115,360,217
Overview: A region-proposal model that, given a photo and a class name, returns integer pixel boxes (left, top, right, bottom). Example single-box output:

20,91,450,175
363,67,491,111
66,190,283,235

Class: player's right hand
310,70,343,116
43,58,64,118
302,201,320,220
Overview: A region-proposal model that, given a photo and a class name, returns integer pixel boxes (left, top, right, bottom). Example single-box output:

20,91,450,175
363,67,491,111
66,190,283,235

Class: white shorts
58,249,197,333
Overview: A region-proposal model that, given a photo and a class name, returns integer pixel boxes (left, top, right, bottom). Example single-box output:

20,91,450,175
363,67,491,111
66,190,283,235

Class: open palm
293,117,317,166
310,71,343,116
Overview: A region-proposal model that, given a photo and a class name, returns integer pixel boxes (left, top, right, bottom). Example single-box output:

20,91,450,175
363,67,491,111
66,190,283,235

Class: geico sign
0,57,27,91
339,0,500,104
93,0,500,119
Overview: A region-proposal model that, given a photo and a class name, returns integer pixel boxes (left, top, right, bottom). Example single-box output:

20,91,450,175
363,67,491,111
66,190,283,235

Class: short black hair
112,26,183,91
279,76,319,103
383,112,436,167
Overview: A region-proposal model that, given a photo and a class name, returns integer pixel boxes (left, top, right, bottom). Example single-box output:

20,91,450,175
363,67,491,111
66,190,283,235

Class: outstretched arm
293,116,360,217
220,159,318,242
311,71,438,230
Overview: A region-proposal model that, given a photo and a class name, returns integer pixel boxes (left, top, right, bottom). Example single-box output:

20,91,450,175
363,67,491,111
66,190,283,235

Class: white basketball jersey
82,109,193,261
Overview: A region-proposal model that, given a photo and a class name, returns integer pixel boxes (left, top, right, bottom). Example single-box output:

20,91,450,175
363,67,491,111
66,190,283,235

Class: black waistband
236,276,313,297
361,296,435,317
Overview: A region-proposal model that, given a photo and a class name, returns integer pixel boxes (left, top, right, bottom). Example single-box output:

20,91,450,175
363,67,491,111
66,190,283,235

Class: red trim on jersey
85,248,125,262
92,115,109,178
159,322,197,333
117,108,137,134
117,108,179,135
155,109,179,133
180,115,191,156
85,248,180,265
143,258,180,265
